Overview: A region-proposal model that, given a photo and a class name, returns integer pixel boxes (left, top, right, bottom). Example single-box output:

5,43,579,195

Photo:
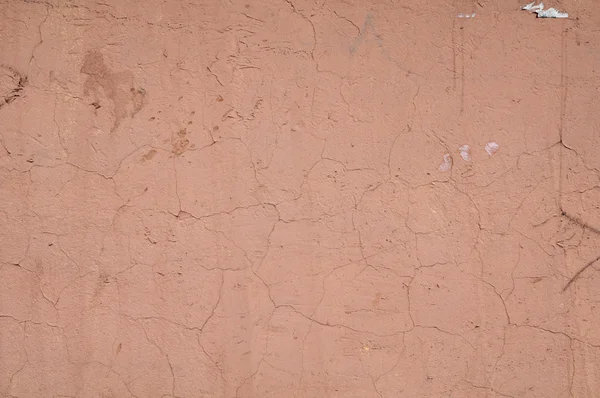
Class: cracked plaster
1,0,600,397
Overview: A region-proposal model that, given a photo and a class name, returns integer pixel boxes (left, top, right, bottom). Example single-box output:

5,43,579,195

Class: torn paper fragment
521,1,534,9
521,2,567,18
438,154,453,172
531,3,545,12
536,7,568,18
485,142,499,156
458,145,471,161
522,1,543,11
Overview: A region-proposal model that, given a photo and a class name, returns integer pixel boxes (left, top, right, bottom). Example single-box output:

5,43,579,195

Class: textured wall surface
1,0,600,396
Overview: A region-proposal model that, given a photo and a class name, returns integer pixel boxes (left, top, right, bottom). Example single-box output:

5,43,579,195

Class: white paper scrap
522,2,544,11
521,2,567,18
536,7,568,18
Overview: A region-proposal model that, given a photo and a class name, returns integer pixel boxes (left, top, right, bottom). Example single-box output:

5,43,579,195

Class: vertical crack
28,3,50,73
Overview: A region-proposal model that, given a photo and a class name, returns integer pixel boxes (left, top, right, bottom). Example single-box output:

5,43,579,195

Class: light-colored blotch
438,153,453,172
485,142,499,156
458,145,471,161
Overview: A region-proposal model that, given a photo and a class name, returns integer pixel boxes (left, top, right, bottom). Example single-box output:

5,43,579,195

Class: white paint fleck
458,145,471,161
485,142,499,156
457,13,476,18
438,154,453,172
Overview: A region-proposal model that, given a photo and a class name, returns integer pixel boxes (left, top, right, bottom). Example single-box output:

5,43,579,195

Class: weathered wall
1,0,600,396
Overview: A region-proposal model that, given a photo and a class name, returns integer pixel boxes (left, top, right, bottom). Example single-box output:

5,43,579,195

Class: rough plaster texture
1,0,600,397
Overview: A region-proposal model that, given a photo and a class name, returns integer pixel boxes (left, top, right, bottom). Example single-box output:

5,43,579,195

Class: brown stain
372,292,381,307
141,149,157,162
80,51,146,131
171,128,190,155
